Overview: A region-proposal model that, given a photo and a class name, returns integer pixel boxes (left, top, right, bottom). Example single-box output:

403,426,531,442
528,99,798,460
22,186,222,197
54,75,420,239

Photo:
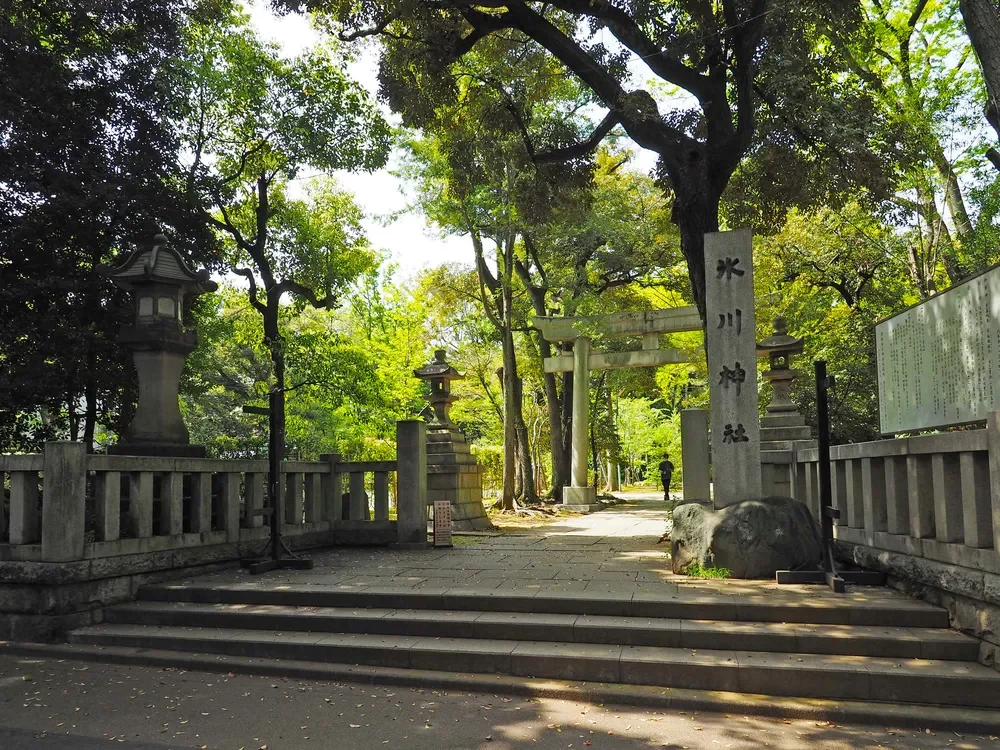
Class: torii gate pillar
533,308,701,511
563,336,598,509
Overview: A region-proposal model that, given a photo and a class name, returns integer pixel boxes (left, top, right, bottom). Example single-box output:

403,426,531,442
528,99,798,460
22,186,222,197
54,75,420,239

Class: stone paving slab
164,494,935,612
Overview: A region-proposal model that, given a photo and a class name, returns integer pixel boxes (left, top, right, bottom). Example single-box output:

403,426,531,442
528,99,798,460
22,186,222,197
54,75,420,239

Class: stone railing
781,429,998,567
1,421,428,639
1,450,410,563
764,419,1000,666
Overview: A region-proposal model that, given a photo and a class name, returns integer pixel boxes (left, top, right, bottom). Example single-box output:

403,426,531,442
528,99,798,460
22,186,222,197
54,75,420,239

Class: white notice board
876,264,1000,434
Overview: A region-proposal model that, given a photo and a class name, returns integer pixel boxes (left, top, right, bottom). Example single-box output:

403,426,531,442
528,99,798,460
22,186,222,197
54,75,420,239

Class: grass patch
683,563,731,579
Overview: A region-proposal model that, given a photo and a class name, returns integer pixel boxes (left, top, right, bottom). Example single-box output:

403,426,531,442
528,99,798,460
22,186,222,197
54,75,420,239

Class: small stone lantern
103,234,217,456
756,317,804,415
412,350,492,530
413,349,464,428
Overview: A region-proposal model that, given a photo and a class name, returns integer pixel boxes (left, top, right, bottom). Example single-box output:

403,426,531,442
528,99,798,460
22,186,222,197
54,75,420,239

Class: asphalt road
1,655,998,749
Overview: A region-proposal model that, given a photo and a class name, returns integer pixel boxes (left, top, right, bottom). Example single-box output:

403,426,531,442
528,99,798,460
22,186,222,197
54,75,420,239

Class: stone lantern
103,234,217,457
413,349,463,428
756,317,815,452
757,317,804,416
413,350,492,531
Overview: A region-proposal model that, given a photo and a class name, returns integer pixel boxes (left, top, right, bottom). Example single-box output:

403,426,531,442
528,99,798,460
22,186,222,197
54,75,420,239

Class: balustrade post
374,471,389,521
160,471,183,536
831,460,847,527
305,472,321,523
9,471,40,545
95,471,121,541
395,420,427,547
861,457,887,546
959,452,992,548
220,472,241,540
349,471,365,521
128,471,153,539
845,458,864,529
985,412,1000,552
932,453,963,543
884,455,910,535
906,455,935,539
41,441,86,562
191,472,212,533
245,472,264,528
320,454,342,524
285,472,304,525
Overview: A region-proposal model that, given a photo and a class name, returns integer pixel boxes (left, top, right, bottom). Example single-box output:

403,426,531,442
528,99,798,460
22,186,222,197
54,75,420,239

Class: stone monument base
426,429,493,531
108,443,206,458
671,496,821,579
562,485,599,512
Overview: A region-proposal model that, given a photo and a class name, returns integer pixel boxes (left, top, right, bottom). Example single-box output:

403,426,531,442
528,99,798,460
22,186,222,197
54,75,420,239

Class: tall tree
0,0,218,451
180,8,391,455
292,0,866,318
959,0,1000,169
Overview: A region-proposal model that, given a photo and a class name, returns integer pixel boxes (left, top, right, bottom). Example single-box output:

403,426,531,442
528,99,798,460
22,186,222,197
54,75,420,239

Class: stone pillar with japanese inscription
705,230,762,508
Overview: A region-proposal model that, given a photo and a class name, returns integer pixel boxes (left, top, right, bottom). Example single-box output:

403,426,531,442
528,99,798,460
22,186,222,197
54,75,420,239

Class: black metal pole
243,385,312,574
268,385,282,563
777,361,884,591
815,360,835,566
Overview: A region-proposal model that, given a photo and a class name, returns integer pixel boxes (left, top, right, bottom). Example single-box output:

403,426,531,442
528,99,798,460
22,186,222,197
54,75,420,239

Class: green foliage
683,564,731,580
184,285,388,459
0,0,220,451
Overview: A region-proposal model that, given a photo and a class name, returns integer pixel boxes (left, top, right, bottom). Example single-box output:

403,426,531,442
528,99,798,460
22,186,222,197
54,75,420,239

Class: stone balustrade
1,451,404,563
0,421,427,639
762,421,1000,664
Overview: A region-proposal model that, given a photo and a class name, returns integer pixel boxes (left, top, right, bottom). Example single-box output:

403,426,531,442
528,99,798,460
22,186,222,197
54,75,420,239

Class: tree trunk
930,145,974,245
263,294,286,479
669,182,722,321
512,370,538,504
960,0,1000,161
83,350,97,454
519,277,569,497
498,335,518,511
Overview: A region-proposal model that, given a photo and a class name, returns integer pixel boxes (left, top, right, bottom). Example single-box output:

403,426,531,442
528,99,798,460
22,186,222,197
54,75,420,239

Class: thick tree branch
534,111,620,163
234,267,267,315
542,0,714,102
273,278,337,308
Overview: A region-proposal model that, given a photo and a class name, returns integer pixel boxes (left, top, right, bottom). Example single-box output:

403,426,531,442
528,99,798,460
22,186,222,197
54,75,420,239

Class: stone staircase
64,581,1000,713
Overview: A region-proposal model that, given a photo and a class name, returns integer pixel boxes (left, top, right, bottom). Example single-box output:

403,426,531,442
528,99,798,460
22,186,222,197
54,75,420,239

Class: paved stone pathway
184,492,906,602
4,655,995,749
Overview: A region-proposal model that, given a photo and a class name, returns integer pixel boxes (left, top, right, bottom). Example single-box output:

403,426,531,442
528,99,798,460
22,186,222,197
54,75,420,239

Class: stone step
427,441,471,455
760,425,813,441
104,601,979,661
138,583,951,628
7,641,1000,733
67,623,1000,708
761,414,807,428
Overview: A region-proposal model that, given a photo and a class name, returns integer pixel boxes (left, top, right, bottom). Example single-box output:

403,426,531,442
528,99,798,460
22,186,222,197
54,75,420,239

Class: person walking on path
658,454,674,501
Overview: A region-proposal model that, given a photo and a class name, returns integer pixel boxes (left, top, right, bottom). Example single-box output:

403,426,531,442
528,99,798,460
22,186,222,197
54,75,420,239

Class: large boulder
671,497,821,579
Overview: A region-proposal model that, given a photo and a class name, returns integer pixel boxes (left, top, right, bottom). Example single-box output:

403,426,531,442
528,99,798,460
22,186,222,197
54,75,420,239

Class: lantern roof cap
756,317,804,356
102,234,218,294
414,349,464,381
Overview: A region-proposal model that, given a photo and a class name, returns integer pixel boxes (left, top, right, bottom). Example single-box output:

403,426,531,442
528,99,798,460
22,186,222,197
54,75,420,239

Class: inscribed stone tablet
705,230,762,508
877,265,1000,433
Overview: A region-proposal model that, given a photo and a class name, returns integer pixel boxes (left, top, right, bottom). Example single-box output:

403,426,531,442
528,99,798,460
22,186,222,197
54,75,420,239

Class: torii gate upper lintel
532,307,702,509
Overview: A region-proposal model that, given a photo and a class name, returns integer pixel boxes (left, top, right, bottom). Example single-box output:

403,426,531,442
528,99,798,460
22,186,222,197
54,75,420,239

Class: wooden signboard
433,501,452,547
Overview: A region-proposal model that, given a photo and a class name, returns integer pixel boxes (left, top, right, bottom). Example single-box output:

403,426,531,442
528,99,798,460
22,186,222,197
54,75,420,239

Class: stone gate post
395,420,428,548
41,441,87,562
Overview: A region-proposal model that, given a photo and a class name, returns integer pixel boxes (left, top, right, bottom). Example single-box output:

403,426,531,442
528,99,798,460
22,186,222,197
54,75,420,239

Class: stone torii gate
533,308,702,510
